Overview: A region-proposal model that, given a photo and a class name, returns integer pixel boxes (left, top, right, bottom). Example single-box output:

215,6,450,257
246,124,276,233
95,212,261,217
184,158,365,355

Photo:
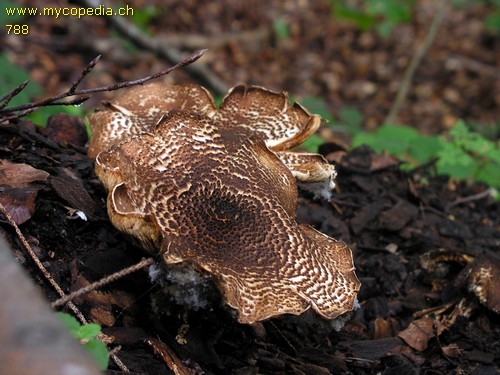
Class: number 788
6,25,29,34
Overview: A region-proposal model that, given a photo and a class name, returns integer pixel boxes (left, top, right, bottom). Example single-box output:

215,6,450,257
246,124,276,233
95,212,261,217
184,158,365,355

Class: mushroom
88,84,336,196
89,83,360,324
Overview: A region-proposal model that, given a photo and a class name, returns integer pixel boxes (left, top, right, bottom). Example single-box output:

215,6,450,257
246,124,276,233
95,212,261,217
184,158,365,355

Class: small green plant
280,94,498,192
352,120,500,190
331,0,415,38
56,312,109,370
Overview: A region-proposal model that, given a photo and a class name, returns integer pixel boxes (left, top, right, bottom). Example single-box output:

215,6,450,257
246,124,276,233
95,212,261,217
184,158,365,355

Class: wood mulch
0,115,498,374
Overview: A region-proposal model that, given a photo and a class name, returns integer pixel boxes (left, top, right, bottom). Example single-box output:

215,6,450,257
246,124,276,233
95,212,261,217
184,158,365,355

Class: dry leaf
398,317,445,351
0,159,49,187
442,343,463,358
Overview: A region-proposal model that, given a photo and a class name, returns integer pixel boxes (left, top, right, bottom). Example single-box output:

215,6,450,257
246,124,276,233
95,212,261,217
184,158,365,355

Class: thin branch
75,0,228,96
46,95,91,107
384,0,449,125
0,107,39,123
52,257,154,307
68,54,102,95
447,53,500,80
0,80,29,110
446,188,492,209
0,49,207,118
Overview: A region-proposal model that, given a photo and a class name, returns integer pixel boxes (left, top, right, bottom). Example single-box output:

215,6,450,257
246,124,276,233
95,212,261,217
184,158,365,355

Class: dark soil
1,0,499,374
1,116,499,374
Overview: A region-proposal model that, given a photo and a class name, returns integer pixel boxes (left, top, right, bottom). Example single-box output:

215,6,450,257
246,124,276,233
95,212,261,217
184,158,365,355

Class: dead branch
446,53,500,80
0,80,29,110
52,257,155,308
384,0,449,125
0,49,206,123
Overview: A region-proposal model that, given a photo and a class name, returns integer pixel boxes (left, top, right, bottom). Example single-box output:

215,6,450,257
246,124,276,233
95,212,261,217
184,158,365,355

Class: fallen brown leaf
398,317,446,351
0,159,49,187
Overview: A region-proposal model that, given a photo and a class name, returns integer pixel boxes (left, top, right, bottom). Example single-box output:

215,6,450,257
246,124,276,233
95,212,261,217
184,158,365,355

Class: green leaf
339,107,363,128
77,323,102,340
436,140,478,179
366,124,420,156
299,96,333,122
377,124,420,141
407,135,442,163
352,132,385,152
487,147,500,165
475,161,500,188
448,120,500,160
449,119,469,139
377,20,396,39
298,133,324,152
486,12,500,32
273,17,290,40
332,5,376,30
85,339,109,370
57,313,108,370
56,312,81,338
379,1,412,23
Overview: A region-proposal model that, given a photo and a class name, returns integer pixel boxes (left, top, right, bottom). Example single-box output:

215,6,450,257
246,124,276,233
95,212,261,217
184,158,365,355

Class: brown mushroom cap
88,83,215,158
467,257,500,314
96,110,360,323
215,85,321,151
88,83,320,157
88,83,336,195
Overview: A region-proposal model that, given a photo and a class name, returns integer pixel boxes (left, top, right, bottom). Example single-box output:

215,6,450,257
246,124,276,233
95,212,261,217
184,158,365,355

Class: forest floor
1,0,499,374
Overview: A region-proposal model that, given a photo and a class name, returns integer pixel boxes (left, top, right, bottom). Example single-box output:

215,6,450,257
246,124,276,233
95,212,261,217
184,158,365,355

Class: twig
75,0,228,96
0,80,29,110
0,49,207,121
145,337,196,375
446,188,492,209
68,54,102,95
446,53,500,80
384,0,449,125
52,257,154,307
0,107,39,123
0,202,130,373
